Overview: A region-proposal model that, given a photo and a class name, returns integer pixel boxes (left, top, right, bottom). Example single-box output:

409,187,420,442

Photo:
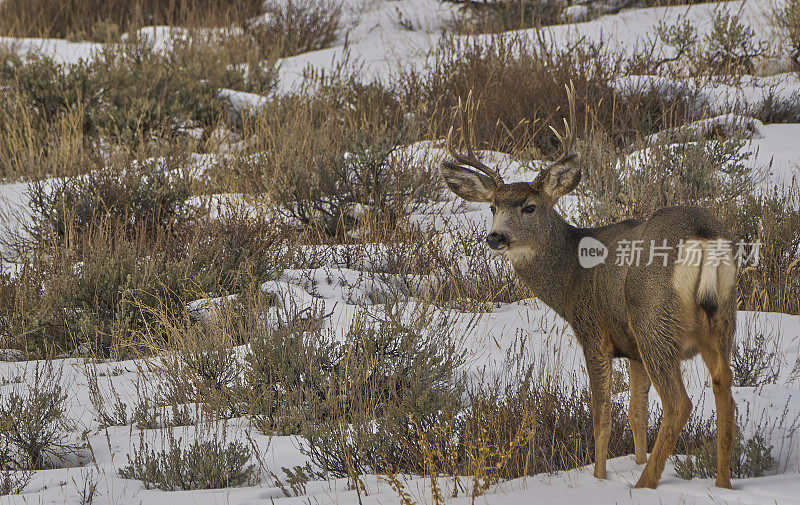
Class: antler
530,82,578,189
445,92,503,185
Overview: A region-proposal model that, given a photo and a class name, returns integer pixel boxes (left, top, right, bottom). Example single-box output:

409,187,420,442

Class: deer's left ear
440,161,497,202
541,164,581,199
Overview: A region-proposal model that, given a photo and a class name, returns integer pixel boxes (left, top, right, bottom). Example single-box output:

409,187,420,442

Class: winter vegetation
0,0,799,503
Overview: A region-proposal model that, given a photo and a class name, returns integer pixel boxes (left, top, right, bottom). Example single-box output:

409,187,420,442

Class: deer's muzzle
487,232,509,251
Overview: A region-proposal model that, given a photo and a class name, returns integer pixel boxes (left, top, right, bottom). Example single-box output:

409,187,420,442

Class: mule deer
440,87,737,489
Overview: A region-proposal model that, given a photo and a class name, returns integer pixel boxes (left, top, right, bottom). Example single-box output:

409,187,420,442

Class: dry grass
4,23,799,363
0,150,289,357
398,34,696,157
0,0,345,63
445,0,713,35
0,0,263,39
0,38,269,179
239,90,419,237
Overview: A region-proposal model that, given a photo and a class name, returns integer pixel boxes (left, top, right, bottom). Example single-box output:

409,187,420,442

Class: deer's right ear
540,163,581,200
440,161,497,202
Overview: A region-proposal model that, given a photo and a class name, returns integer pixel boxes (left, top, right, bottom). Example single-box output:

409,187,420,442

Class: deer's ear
541,164,581,199
440,162,497,202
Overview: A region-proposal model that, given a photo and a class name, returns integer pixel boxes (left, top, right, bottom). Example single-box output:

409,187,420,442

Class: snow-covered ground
1,0,800,504
2,264,800,505
3,162,800,504
2,262,800,505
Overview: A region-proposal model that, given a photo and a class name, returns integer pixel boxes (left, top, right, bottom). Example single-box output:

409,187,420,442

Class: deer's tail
697,242,736,321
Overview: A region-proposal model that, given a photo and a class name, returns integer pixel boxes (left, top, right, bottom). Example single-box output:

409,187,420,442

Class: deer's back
575,206,736,361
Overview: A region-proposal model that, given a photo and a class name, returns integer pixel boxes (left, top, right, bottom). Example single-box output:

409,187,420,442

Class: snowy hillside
1,0,799,504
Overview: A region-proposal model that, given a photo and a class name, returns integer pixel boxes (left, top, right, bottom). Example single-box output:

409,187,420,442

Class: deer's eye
521,204,536,214
489,205,496,215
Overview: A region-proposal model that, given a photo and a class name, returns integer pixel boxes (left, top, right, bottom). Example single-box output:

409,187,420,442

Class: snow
0,36,101,65
2,293,800,504
748,123,800,190
218,88,271,112
612,73,800,119
3,152,800,503
1,0,800,503
642,114,768,143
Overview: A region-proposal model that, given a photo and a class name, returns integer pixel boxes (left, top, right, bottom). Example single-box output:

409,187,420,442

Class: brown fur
441,164,738,489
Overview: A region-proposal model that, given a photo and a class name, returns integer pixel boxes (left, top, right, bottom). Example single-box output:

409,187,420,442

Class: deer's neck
507,214,581,321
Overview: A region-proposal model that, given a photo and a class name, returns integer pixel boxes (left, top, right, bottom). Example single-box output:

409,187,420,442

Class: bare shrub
189,209,288,292
270,463,321,497
1,213,285,358
576,133,800,315
774,0,800,67
87,37,254,146
381,344,772,491
638,0,711,5
732,330,781,387
247,0,344,58
88,19,121,43
242,302,466,479
671,397,798,480
0,362,76,470
72,467,100,505
381,223,530,308
2,154,202,354
747,88,800,124
241,78,428,238
119,427,258,490
0,440,32,495
444,0,566,33
302,311,466,478
721,185,800,314
632,12,769,77
158,327,248,420
85,364,129,428
1,146,291,356
0,49,103,179
113,284,279,424
6,237,209,356
243,303,334,435
455,350,647,481
267,122,414,237
703,11,769,74
580,136,753,224
628,16,699,77
26,156,195,242
674,431,775,479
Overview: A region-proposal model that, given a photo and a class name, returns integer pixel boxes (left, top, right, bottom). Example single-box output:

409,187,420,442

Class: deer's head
440,86,580,257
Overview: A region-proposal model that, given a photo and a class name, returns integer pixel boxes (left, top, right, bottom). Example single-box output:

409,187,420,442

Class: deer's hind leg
628,359,651,465
629,310,692,489
698,306,736,489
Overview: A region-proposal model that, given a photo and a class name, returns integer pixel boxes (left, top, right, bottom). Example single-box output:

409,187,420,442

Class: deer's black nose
487,232,508,250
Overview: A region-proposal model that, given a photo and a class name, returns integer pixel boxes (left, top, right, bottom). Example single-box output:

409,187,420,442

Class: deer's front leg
585,350,613,479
